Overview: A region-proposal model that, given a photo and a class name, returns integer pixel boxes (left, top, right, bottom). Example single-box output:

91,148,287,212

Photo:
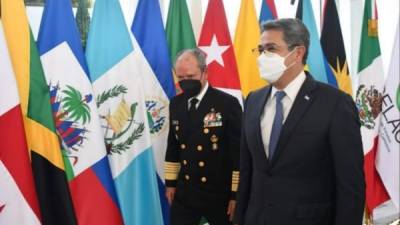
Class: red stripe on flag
69,168,124,225
364,136,390,213
0,106,42,220
265,0,278,18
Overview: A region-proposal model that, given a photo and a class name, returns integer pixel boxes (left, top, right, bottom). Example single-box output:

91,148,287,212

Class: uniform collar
189,81,209,104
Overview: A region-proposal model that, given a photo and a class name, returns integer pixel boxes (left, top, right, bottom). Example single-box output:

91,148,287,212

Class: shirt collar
189,81,209,103
271,71,306,101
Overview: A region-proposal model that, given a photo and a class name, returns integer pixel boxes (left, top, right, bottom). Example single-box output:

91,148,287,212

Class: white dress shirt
260,72,306,158
188,82,209,110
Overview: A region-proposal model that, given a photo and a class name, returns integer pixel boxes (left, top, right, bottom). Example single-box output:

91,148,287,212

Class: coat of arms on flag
145,98,168,135
49,82,93,164
96,84,145,155
356,84,383,129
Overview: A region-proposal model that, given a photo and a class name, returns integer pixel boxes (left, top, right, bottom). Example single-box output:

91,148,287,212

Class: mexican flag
355,0,389,215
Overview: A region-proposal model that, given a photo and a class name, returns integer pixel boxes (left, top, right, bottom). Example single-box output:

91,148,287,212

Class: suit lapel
177,96,191,140
249,86,271,167
268,75,317,167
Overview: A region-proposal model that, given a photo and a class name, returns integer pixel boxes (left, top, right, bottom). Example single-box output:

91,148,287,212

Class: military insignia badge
203,108,223,127
211,135,218,150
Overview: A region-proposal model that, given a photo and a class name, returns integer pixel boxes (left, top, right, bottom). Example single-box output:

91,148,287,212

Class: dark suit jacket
234,74,365,225
165,86,242,208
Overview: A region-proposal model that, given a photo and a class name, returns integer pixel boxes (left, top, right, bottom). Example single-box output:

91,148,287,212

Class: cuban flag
37,0,124,224
85,0,164,224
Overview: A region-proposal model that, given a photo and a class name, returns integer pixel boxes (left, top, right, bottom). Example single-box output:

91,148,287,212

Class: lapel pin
304,95,310,101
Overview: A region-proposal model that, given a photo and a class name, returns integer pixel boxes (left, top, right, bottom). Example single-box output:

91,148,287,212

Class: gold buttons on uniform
198,161,205,167
183,160,187,165
203,128,209,134
201,177,207,183
175,126,179,131
185,175,190,180
180,144,186,150
197,145,203,151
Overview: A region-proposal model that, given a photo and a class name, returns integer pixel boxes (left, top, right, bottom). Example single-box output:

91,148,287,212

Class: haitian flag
37,0,124,224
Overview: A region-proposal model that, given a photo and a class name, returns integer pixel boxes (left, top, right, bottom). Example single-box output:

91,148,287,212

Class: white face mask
257,48,296,83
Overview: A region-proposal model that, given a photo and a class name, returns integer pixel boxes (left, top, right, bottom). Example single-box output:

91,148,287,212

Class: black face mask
179,79,202,98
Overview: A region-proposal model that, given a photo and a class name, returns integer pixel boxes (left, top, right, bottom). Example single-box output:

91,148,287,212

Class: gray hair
261,18,309,64
174,48,207,73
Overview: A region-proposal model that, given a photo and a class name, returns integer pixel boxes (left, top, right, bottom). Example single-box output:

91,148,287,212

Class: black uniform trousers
170,195,232,225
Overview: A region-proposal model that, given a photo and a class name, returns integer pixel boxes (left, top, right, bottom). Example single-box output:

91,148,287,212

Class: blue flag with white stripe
37,0,124,224
131,0,176,224
86,0,164,224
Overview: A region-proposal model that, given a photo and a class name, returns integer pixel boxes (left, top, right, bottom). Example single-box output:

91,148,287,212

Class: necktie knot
189,98,198,112
275,91,286,102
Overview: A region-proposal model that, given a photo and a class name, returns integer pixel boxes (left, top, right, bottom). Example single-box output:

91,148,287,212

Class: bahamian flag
259,0,277,23
37,0,124,224
86,0,164,224
131,0,176,224
296,0,336,86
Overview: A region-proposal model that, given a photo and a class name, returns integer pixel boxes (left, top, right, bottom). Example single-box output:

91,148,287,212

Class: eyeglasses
251,44,268,56
251,44,297,57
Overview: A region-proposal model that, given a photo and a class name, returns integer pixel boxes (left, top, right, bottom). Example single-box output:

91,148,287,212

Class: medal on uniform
203,108,223,127
210,135,219,150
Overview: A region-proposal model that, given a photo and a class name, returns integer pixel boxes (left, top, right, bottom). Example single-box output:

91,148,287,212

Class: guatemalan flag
131,0,176,224
86,0,164,224
37,0,124,224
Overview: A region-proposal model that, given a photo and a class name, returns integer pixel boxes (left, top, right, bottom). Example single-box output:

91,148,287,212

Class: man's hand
226,200,236,221
165,187,176,205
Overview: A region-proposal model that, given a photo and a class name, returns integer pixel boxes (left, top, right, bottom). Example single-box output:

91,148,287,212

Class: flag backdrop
1,0,78,224
0,19,41,225
355,0,390,214
198,0,242,103
321,0,352,95
296,0,336,86
376,23,399,211
234,0,265,97
259,0,278,23
131,0,176,223
37,0,124,224
166,0,196,65
86,0,164,224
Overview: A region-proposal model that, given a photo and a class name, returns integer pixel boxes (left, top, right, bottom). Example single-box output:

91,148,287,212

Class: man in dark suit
233,18,365,225
165,48,242,225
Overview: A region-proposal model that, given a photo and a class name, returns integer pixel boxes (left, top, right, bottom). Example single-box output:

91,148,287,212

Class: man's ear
202,68,208,80
295,46,306,63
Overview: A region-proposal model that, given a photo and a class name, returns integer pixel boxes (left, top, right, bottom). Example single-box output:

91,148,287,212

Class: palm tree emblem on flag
356,84,383,129
96,84,144,155
49,83,92,165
